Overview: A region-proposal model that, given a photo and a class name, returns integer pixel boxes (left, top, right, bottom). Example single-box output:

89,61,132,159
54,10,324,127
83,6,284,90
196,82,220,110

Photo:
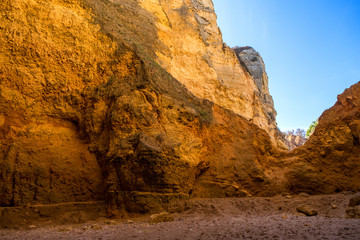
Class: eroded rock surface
281,82,360,194
138,0,286,149
0,0,282,211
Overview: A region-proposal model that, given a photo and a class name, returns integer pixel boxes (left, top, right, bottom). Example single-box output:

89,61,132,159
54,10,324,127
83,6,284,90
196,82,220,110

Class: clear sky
212,0,360,131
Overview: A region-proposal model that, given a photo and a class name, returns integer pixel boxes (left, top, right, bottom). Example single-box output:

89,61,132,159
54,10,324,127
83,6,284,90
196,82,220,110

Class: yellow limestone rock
139,0,286,148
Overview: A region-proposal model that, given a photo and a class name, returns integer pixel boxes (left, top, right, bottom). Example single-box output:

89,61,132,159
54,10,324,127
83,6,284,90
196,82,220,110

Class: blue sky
212,0,360,131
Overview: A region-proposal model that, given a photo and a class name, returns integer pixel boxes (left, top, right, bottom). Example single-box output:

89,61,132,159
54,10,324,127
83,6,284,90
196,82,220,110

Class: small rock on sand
150,212,174,224
90,224,102,230
296,206,318,216
58,227,73,232
105,220,118,225
299,193,310,198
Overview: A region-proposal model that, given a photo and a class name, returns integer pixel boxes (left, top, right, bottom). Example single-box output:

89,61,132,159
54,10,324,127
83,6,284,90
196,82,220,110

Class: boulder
296,206,318,216
149,212,174,224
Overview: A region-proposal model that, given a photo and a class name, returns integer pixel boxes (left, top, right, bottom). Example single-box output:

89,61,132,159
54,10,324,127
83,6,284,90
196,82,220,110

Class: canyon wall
0,0,282,210
284,82,360,194
138,0,286,149
0,0,359,215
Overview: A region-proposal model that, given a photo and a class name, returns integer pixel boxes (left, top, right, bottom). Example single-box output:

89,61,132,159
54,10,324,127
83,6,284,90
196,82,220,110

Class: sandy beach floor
1,193,360,239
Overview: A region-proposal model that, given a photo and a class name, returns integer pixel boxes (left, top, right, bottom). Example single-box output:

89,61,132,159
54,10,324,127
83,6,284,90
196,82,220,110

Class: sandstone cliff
1,0,359,216
138,0,286,149
0,0,282,210
283,82,360,194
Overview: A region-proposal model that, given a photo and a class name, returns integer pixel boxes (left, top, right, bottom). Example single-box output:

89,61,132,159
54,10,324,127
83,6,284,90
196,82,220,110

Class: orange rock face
284,82,360,194
0,0,280,209
0,0,113,206
138,0,286,149
0,0,359,215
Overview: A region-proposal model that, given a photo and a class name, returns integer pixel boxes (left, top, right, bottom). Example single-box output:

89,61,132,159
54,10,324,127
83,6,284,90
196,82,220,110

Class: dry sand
1,193,360,239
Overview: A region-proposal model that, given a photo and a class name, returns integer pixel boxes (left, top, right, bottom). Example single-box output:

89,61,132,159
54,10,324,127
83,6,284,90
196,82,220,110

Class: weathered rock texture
138,0,286,149
286,135,307,150
0,0,110,206
278,82,360,194
0,0,360,216
0,0,282,211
